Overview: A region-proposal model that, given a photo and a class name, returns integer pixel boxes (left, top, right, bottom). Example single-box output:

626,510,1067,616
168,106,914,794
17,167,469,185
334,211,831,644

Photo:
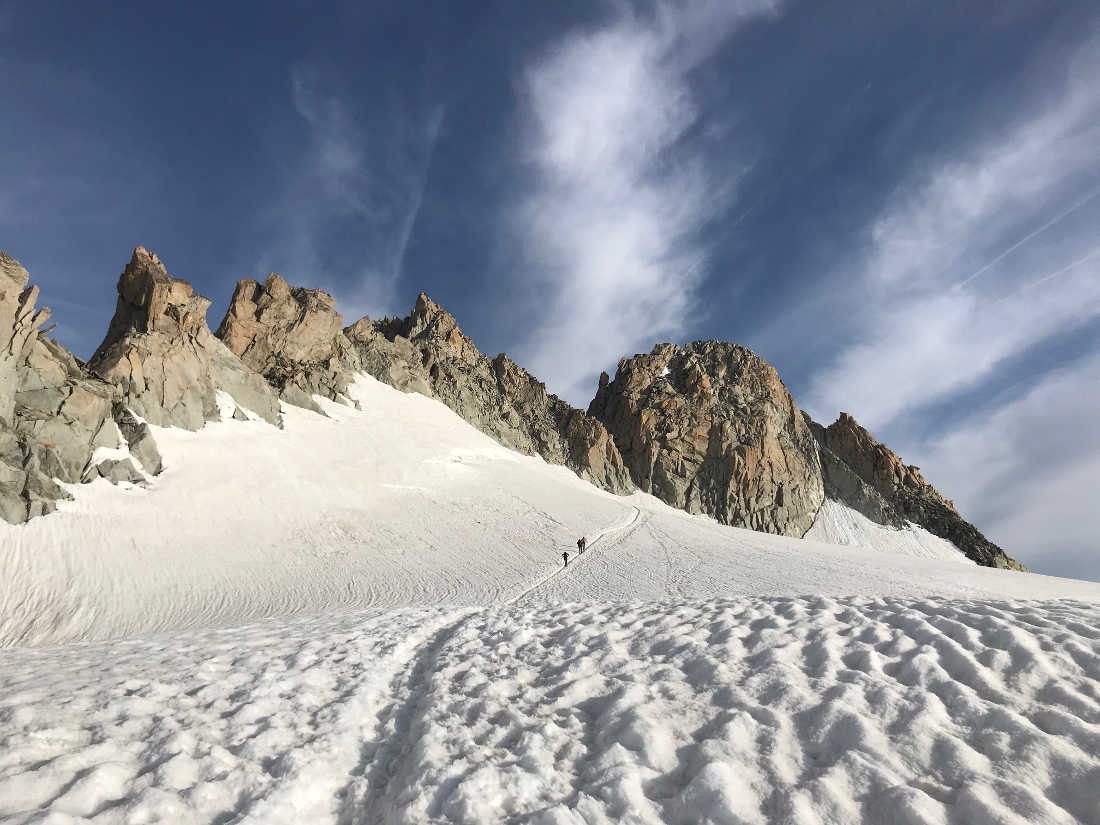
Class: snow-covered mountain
1,247,1097,824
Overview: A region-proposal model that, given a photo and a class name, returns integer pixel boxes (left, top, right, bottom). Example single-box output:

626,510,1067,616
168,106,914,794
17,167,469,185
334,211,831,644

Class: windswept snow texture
3,375,1099,648
2,598,1100,825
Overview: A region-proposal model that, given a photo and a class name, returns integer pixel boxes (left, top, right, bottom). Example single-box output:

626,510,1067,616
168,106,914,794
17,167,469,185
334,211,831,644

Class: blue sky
2,0,1098,580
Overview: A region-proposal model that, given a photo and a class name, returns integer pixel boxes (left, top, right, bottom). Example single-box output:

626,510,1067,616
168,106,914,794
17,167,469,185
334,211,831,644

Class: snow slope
3,374,1099,648
805,499,972,564
2,598,1099,824
3,375,1100,824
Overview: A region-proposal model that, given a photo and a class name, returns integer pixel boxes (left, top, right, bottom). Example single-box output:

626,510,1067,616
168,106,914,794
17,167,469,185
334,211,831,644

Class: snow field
3,373,1100,823
1,597,1098,824
3,375,1099,648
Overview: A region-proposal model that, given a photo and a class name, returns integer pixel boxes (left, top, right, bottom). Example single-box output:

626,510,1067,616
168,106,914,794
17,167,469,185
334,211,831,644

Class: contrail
1025,244,1100,290
955,185,1100,290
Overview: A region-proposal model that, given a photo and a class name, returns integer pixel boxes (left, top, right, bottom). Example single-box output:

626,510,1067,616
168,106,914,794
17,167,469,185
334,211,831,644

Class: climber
562,550,569,567
577,536,587,554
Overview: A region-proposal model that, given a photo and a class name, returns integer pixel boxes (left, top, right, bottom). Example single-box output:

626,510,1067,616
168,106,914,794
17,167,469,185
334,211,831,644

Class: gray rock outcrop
0,251,163,522
345,294,633,494
216,274,357,412
802,414,905,529
114,405,163,475
88,247,281,429
588,342,824,537
813,412,1026,570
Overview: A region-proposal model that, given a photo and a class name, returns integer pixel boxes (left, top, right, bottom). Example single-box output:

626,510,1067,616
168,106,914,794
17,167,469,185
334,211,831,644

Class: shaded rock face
89,247,281,429
815,412,1026,570
345,294,633,494
0,251,162,523
589,342,824,537
802,415,906,529
216,274,357,412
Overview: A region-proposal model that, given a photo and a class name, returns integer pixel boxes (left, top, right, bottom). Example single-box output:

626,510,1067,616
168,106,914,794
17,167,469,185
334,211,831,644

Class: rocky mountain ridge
0,245,1025,571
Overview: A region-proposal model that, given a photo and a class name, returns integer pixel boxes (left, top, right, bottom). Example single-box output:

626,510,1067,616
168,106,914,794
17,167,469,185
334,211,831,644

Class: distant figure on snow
577,536,587,554
562,550,569,567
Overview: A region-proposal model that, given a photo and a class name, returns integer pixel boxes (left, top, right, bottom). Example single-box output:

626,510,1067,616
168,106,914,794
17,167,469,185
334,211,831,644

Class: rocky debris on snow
0,250,165,523
813,411,1026,570
344,293,633,494
216,273,358,412
588,342,824,537
113,405,163,475
82,456,145,485
89,247,281,429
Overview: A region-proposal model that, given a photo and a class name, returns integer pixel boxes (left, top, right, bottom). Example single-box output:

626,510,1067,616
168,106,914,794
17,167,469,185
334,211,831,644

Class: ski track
509,507,642,605
2,598,1099,824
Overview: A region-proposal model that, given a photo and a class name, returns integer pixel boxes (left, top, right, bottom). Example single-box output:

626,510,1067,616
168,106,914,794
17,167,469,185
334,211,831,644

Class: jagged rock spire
89,247,281,429
216,273,356,412
807,411,1025,570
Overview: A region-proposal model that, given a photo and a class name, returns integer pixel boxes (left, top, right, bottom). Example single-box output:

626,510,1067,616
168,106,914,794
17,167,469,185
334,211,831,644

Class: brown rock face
823,413,955,512
588,342,824,537
344,293,633,494
216,274,356,412
817,412,1026,570
0,251,164,522
89,247,281,429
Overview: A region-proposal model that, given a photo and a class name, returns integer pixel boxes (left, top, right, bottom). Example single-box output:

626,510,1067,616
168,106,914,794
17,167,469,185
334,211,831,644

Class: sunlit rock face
589,341,824,537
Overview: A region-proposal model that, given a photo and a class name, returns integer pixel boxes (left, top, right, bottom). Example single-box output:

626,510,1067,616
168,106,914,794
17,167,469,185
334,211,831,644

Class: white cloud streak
795,36,1100,582
260,63,443,322
804,36,1100,430
512,0,778,404
910,352,1100,581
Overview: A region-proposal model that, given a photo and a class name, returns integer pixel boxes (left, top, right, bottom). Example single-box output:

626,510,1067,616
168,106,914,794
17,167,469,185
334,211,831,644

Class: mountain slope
2,374,1095,648
0,246,1027,576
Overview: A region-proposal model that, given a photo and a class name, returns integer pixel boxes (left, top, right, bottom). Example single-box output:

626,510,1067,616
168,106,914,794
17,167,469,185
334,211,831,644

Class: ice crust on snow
3,374,1098,648
1,598,1099,824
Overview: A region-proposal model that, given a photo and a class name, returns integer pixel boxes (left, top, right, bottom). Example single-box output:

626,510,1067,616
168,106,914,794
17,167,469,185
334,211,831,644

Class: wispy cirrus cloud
911,350,1100,580
795,34,1100,580
804,36,1100,430
258,62,443,322
511,0,779,404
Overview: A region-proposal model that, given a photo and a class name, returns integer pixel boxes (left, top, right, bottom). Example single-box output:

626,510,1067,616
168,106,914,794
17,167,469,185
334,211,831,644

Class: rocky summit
217,273,358,414
0,244,1028,571
589,342,824,537
345,293,633,495
89,247,281,429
